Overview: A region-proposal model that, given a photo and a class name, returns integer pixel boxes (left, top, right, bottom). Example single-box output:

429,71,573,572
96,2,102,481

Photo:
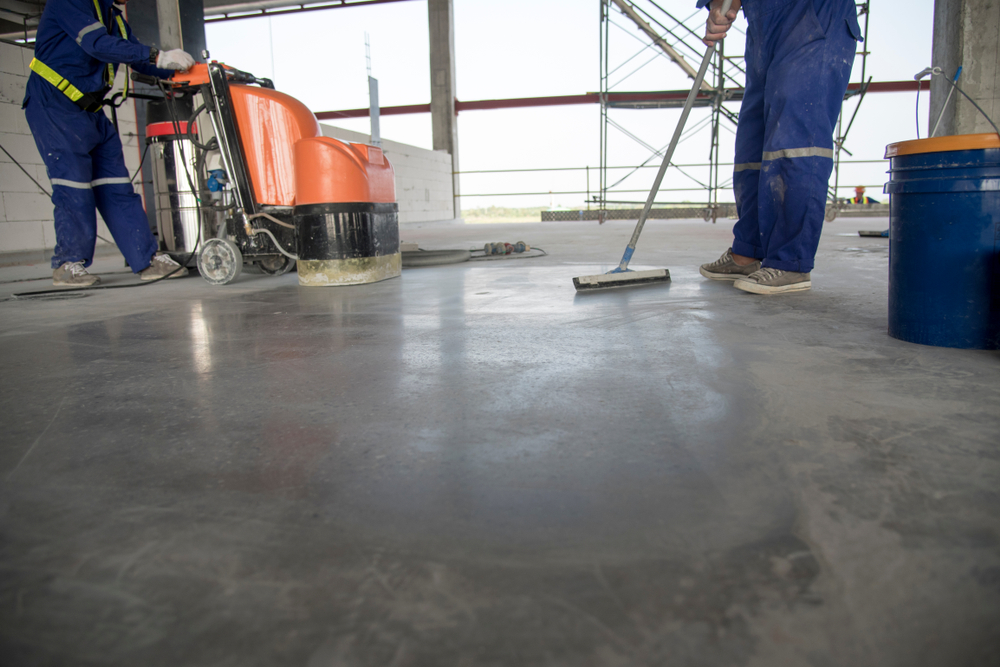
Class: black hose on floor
401,247,549,268
402,249,472,267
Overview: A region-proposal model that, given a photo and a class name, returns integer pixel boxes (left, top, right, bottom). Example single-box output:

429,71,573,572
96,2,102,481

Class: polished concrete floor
1,218,998,666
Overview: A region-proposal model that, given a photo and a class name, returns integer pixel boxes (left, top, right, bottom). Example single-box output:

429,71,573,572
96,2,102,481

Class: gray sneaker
734,267,811,294
139,253,189,281
53,261,100,287
699,248,762,280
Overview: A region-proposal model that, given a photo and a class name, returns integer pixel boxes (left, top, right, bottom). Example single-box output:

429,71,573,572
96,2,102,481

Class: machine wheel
198,238,243,285
252,255,296,276
825,205,838,222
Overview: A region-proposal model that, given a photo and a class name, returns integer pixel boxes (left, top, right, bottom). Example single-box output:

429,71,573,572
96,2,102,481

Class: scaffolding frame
597,0,871,223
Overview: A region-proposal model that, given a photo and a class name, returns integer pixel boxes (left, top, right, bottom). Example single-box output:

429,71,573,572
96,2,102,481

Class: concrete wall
0,40,59,257
0,40,142,262
930,0,1000,136
320,124,457,224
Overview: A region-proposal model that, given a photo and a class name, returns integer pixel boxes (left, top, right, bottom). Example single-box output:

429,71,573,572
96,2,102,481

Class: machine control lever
225,67,274,89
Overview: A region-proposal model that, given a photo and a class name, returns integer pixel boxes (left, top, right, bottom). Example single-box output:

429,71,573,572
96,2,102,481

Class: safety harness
29,0,129,112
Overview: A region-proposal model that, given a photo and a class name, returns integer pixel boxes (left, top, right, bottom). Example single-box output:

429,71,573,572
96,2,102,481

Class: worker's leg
24,99,100,269
91,114,158,273
730,23,766,262
756,0,858,273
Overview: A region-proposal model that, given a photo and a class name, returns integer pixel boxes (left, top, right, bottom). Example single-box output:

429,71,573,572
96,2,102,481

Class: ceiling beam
203,0,418,23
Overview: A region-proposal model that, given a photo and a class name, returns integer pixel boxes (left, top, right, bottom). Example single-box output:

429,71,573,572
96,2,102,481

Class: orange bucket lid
885,133,1000,158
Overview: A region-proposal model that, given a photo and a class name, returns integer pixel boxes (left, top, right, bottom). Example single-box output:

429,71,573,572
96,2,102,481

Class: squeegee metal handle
618,0,732,272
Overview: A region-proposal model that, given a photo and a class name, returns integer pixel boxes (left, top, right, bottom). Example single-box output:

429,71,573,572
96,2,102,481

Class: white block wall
320,124,456,224
1,40,54,256
0,40,143,261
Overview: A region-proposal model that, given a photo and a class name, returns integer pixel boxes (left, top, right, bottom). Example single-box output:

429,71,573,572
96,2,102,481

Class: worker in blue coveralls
697,0,863,294
23,0,196,287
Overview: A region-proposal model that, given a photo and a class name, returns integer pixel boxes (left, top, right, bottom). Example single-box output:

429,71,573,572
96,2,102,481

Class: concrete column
428,0,460,219
157,0,182,50
125,0,162,47
137,0,207,55
125,0,207,233
929,0,1000,136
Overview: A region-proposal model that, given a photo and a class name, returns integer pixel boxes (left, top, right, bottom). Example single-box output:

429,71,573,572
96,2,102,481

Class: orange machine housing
171,64,395,206
229,82,394,207
229,85,320,206
294,139,395,205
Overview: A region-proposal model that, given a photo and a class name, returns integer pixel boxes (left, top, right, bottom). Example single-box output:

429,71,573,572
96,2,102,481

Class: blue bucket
884,134,1000,349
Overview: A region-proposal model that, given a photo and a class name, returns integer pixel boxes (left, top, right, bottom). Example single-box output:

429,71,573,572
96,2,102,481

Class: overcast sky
205,0,937,210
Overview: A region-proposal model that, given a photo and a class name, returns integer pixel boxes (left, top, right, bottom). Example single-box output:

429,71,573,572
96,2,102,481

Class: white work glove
157,49,196,71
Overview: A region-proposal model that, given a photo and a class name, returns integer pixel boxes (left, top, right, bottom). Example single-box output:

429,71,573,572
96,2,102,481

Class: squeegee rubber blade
572,269,671,291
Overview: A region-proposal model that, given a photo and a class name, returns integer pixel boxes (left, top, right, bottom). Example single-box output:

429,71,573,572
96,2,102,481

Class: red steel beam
314,80,929,119
316,103,431,120
849,80,930,93
458,94,600,111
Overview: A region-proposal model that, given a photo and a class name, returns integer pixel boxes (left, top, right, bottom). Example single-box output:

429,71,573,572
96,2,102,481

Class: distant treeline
462,203,700,218
462,206,548,219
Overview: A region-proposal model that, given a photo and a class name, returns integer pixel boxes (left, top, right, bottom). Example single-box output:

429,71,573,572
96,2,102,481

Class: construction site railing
454,159,888,201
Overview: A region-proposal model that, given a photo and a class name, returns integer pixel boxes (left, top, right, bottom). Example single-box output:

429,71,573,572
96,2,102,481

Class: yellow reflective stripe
29,57,85,102
115,16,128,101
90,0,109,87
87,0,114,90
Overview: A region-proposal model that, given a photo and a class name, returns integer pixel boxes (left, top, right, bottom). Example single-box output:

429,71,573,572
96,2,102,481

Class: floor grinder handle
130,71,160,86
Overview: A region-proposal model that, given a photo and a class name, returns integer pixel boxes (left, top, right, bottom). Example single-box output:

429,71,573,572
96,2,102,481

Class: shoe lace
153,254,178,267
710,249,734,267
750,267,783,281
67,262,88,277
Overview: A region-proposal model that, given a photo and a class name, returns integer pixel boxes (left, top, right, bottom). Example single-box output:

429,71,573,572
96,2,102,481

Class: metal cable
942,75,1000,136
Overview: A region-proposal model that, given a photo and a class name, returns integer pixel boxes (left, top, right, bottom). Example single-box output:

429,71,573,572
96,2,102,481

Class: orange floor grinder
138,61,399,286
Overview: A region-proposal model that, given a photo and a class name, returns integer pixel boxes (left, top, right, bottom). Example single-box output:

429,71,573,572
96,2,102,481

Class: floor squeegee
573,0,733,291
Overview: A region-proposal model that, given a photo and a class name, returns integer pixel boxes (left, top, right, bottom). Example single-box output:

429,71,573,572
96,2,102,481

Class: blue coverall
698,0,863,272
23,0,173,271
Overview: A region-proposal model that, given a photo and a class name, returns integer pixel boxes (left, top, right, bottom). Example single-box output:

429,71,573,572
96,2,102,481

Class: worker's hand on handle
156,48,196,71
703,0,740,47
